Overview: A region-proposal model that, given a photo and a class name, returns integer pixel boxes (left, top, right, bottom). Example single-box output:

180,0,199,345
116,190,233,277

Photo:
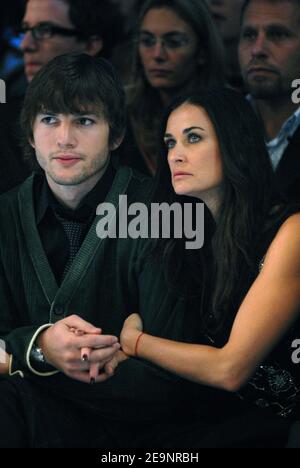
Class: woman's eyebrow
183,126,205,133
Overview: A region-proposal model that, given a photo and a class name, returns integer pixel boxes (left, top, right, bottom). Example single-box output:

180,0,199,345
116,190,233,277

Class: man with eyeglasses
21,0,109,82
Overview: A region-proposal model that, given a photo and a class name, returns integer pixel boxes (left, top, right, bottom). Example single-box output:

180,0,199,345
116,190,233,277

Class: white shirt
247,96,300,170
266,106,300,170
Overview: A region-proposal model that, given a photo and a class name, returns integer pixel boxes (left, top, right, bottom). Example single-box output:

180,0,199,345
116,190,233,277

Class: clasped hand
38,315,127,384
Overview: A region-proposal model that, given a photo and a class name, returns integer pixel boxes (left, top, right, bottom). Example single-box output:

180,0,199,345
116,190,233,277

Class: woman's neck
197,188,223,222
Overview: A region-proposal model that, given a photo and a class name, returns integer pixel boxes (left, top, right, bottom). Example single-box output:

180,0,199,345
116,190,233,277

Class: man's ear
84,36,104,56
110,133,125,151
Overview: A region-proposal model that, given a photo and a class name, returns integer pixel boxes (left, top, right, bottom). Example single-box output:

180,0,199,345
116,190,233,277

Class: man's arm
0,259,120,382
121,214,300,392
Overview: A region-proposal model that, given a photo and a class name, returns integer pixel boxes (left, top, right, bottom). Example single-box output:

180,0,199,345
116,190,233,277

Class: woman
120,88,300,429
121,0,226,175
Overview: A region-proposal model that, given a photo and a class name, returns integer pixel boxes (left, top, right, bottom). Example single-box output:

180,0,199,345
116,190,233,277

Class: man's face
239,0,300,99
31,112,115,187
21,0,86,81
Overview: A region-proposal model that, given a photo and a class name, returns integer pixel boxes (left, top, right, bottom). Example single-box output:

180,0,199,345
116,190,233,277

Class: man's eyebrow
22,21,55,27
242,22,292,30
37,111,100,117
75,111,99,116
38,110,57,115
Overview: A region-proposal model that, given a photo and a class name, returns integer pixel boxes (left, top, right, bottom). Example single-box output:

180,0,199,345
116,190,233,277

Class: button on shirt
267,106,300,171
34,165,115,285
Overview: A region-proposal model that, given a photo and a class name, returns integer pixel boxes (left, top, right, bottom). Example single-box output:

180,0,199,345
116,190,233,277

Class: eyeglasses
18,22,82,41
138,33,190,50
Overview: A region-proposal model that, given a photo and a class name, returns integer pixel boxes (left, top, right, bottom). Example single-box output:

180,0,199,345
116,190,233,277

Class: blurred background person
120,0,226,176
239,0,300,203
208,0,245,89
20,0,124,83
0,2,26,100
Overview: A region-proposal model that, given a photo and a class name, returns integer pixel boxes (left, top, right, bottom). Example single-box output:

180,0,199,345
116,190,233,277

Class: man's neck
254,97,298,141
46,170,105,211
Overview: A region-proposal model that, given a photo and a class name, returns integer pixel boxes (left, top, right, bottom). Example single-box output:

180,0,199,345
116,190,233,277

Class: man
20,0,123,82
0,0,124,194
239,0,300,203
0,52,228,449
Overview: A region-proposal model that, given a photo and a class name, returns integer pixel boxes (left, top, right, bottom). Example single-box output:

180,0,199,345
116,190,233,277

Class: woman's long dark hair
153,87,278,331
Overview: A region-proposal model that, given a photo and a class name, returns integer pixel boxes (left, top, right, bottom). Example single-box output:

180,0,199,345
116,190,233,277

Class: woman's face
138,7,200,91
165,102,223,202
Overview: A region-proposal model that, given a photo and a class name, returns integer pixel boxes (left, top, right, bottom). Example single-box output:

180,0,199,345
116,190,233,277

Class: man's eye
165,139,176,150
77,118,94,126
268,30,290,40
241,30,257,41
188,133,201,143
41,116,57,125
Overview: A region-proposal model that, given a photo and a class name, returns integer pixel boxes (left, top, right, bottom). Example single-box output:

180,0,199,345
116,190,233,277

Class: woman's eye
188,133,201,143
165,139,176,150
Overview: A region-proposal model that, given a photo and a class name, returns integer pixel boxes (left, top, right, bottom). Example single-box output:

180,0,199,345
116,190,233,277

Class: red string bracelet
134,332,144,357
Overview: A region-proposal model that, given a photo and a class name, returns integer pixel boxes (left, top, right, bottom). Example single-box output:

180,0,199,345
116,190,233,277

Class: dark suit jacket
275,125,300,203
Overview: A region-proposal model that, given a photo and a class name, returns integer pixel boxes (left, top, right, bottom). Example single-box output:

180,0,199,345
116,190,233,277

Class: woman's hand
103,350,129,376
120,313,143,356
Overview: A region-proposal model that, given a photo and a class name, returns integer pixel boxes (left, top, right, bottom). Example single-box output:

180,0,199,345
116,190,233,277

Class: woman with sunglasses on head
120,88,300,447
120,0,225,176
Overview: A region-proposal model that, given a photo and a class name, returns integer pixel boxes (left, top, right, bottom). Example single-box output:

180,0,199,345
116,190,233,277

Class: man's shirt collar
35,163,116,224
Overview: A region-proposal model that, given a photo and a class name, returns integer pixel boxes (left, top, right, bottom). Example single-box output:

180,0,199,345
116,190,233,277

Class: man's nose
57,123,77,148
20,30,37,52
251,32,268,58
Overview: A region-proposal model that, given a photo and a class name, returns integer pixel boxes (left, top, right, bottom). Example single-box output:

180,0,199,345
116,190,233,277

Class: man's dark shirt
34,164,115,285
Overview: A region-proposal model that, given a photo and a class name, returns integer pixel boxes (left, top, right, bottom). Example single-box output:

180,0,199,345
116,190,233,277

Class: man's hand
38,315,120,383
120,313,143,356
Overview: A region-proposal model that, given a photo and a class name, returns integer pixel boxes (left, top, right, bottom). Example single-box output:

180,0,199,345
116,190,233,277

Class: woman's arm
121,214,300,392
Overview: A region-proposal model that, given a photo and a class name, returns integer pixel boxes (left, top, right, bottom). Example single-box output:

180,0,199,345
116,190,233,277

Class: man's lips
247,66,278,76
25,62,41,69
53,155,82,166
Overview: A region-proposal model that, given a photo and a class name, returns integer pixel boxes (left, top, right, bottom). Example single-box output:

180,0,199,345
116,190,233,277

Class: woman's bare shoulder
263,213,300,276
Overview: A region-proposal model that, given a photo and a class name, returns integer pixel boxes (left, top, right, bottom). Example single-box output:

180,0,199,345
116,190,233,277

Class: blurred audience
208,0,245,89
121,0,226,176
20,0,124,82
239,0,300,203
